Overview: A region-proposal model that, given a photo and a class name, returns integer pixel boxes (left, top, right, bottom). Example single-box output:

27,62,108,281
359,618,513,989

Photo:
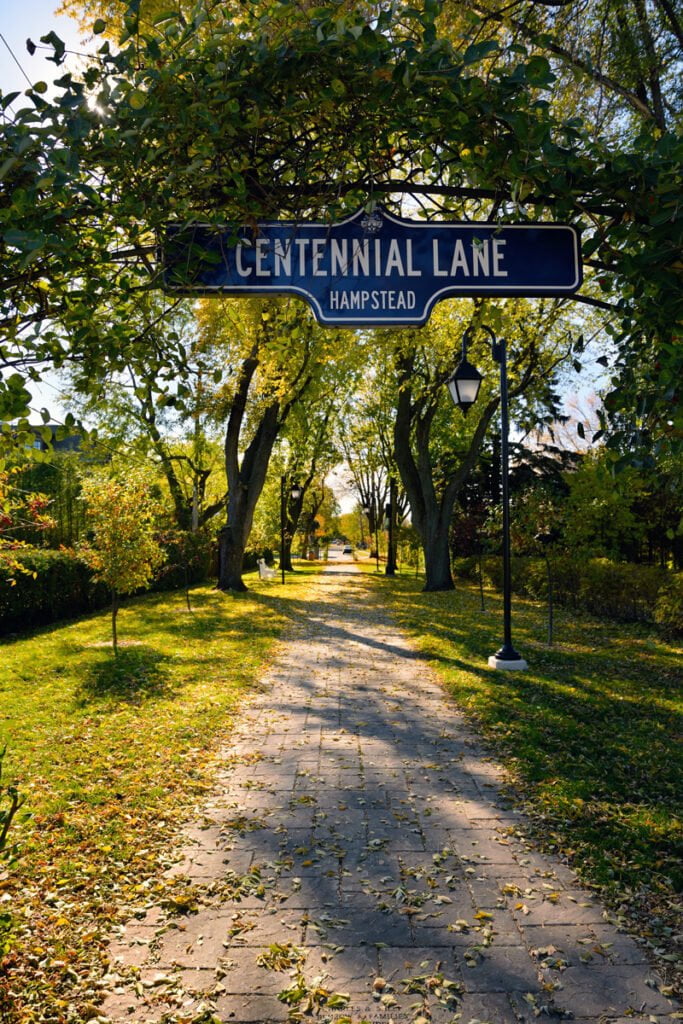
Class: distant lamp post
535,528,560,646
281,478,302,585
447,325,528,671
362,501,380,572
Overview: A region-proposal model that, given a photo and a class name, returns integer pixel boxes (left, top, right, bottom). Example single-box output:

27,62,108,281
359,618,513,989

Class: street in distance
162,206,582,327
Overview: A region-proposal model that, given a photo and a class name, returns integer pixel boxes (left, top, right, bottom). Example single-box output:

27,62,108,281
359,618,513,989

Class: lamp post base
488,653,528,671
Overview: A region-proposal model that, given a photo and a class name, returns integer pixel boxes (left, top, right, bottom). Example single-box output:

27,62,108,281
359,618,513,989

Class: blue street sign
162,207,582,327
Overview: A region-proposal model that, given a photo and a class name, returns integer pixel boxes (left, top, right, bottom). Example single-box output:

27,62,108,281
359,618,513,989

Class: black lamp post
447,325,527,671
385,477,397,576
281,478,302,585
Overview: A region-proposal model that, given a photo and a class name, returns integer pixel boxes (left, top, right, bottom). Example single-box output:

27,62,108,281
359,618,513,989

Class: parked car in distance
342,545,353,554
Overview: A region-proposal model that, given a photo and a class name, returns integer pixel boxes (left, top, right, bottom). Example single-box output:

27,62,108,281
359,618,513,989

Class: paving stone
453,831,523,864
510,888,608,926
521,922,607,967
108,931,157,969
154,918,235,968
229,909,307,947
163,845,238,879
457,943,540,991
456,991,522,1023
537,964,676,1017
471,872,563,914
308,940,377,968
379,945,459,981
99,989,165,1022
212,992,289,1021
587,923,650,965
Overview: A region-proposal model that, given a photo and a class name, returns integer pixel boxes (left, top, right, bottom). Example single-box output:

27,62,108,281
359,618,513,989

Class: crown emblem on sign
361,211,383,236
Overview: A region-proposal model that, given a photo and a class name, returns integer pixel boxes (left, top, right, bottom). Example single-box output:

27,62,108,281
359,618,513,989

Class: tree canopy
1,0,681,460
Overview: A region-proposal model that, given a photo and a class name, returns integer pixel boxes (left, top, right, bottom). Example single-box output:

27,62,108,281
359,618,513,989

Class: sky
0,1,87,99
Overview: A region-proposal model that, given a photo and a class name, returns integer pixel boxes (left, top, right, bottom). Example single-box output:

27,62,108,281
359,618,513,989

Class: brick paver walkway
101,563,678,1024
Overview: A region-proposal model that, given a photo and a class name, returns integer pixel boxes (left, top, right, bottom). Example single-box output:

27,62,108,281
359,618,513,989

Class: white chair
257,558,276,580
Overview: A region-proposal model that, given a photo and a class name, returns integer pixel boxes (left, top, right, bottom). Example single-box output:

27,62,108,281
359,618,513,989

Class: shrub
0,548,109,635
454,553,674,628
654,574,683,637
452,555,479,580
575,559,665,622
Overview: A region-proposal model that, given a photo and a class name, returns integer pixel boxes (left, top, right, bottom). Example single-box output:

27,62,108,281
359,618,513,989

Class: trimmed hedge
1,544,278,636
0,549,110,635
454,554,681,634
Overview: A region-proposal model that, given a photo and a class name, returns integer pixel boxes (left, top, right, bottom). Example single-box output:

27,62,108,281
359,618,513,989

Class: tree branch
471,1,658,122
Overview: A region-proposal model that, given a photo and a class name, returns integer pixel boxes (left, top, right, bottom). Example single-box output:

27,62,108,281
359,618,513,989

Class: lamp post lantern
281,478,302,585
448,326,528,671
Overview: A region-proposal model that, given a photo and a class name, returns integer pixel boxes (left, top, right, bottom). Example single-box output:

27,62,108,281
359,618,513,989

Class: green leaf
0,157,18,181
462,40,498,65
525,55,554,87
93,18,107,34
3,229,46,252
39,30,65,63
153,8,183,26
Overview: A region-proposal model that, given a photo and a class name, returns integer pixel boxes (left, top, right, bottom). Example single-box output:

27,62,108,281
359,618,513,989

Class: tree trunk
216,347,306,591
422,522,455,591
217,525,248,592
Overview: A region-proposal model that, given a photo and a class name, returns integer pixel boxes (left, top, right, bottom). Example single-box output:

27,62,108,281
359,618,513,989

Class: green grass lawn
0,566,321,1022
366,565,682,994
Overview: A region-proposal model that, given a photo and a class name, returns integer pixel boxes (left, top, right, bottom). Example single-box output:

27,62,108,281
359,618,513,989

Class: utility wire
0,31,34,88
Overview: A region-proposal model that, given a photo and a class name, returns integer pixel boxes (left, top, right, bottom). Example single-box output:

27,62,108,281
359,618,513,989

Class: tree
338,363,412,560
277,394,341,571
63,295,227,533
80,469,164,652
389,299,573,590
456,0,682,134
193,297,341,591
297,483,339,558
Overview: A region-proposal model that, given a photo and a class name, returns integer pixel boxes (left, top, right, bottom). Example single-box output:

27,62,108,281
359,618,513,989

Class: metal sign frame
162,206,582,327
